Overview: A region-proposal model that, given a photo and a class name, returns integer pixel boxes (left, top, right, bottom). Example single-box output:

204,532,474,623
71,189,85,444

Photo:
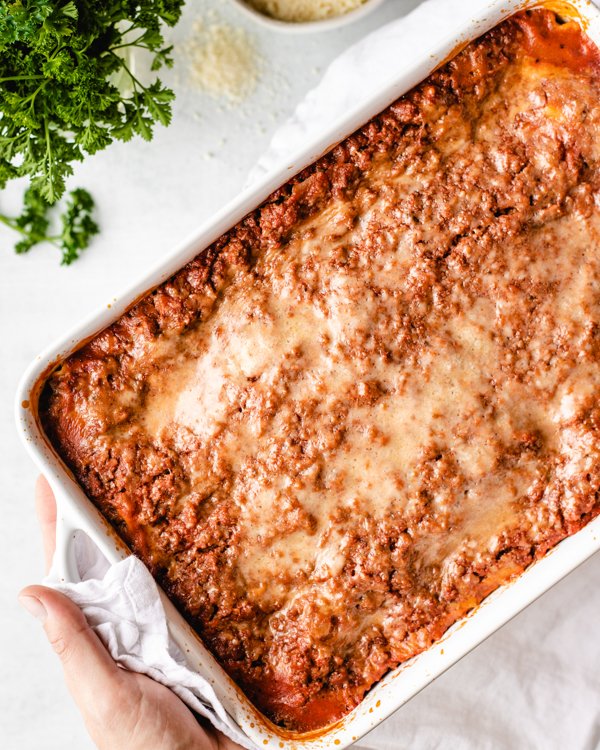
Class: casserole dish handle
51,498,83,584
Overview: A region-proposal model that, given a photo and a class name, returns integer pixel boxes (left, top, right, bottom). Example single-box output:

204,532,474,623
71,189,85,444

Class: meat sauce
40,10,600,733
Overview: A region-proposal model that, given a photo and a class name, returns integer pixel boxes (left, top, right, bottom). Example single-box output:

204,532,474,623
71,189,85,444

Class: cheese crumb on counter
247,0,367,22
184,18,260,102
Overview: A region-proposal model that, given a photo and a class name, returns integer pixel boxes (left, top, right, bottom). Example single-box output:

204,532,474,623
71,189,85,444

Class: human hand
19,476,243,750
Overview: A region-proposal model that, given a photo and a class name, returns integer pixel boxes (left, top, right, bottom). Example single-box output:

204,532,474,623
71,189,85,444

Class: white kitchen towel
46,1,600,750
47,545,257,750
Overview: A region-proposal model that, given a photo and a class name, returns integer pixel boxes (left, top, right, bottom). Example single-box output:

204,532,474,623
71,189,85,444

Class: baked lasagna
40,9,600,733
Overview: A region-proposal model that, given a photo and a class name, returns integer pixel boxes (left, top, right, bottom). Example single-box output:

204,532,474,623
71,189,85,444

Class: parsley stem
44,119,56,202
109,50,146,92
110,34,148,52
0,75,45,83
21,81,47,109
0,212,55,245
0,213,18,231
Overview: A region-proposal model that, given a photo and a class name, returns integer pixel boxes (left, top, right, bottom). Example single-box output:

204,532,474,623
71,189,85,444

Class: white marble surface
1,1,599,748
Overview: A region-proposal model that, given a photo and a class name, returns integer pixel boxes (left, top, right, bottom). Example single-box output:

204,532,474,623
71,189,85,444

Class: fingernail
19,595,47,623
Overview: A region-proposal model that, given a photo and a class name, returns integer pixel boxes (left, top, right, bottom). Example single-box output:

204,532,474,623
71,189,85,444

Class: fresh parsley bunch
0,0,184,264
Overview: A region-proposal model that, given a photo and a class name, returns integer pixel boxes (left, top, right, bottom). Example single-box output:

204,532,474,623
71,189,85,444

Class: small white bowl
229,0,387,33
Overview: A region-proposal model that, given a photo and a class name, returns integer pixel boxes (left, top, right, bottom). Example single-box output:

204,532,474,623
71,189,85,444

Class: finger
35,475,57,574
19,585,122,715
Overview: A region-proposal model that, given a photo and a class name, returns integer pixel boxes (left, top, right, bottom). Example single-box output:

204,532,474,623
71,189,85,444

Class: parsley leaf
0,0,184,262
0,184,99,264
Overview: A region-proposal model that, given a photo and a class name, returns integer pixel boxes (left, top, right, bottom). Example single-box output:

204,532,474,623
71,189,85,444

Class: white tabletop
1,1,598,748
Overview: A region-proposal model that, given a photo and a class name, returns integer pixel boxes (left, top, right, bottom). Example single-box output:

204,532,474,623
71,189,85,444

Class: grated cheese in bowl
246,0,368,23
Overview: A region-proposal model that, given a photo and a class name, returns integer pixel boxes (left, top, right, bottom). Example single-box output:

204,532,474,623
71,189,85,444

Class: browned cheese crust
40,10,600,733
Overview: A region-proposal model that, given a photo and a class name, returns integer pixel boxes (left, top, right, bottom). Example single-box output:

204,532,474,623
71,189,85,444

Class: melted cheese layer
141,55,600,603
41,9,600,733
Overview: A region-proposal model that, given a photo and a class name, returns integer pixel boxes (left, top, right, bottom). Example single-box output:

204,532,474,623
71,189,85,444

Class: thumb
19,585,123,717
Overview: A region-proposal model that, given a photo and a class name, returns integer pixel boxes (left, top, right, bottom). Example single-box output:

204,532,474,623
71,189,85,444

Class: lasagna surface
41,10,600,733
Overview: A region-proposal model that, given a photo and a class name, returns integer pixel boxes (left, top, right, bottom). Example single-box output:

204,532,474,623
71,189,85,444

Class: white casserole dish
15,0,600,747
